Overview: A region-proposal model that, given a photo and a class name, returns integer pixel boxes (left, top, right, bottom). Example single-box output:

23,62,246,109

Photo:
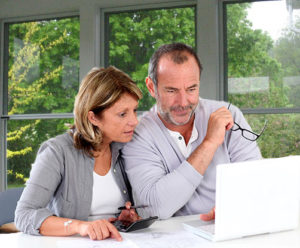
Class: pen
118,205,148,210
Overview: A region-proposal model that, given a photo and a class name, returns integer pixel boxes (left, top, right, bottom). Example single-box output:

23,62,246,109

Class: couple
15,43,261,241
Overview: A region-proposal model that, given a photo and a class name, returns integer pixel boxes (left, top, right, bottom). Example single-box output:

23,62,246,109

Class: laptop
183,156,300,242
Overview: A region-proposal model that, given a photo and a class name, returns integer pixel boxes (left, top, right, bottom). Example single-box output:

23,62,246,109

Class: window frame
0,12,79,191
220,0,300,114
100,1,197,68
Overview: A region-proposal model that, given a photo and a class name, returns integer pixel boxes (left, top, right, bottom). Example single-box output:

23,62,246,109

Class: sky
247,0,300,41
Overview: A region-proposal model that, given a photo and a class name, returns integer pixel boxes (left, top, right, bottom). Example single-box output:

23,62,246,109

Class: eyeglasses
228,103,267,141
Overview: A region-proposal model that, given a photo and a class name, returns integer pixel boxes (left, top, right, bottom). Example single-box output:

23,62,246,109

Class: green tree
7,18,79,186
108,7,195,110
226,3,300,158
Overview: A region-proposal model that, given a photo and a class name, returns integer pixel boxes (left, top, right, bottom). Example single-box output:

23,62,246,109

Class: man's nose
176,91,189,106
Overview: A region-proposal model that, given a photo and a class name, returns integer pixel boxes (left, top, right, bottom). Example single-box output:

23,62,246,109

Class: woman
15,66,143,241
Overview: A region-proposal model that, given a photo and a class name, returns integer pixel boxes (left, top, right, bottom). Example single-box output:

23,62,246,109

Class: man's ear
87,111,99,126
145,77,156,98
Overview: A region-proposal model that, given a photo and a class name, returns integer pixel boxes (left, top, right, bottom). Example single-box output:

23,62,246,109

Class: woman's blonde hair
72,66,142,156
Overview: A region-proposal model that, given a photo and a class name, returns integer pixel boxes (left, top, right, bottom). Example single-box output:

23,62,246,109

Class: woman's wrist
69,219,82,235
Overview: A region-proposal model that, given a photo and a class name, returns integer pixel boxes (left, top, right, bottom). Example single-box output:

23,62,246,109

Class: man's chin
170,115,192,126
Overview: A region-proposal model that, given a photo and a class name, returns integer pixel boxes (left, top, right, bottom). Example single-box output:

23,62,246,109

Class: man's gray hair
148,43,203,86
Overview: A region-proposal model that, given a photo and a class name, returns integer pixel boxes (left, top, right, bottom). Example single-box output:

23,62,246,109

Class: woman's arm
40,216,122,241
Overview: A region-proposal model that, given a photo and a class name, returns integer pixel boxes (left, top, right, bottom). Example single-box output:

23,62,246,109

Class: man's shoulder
199,98,228,110
136,109,160,133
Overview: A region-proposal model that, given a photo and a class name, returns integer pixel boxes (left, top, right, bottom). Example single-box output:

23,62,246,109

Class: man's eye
167,90,175,93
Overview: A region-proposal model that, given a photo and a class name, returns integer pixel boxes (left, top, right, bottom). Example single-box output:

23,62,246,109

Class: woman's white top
88,167,124,221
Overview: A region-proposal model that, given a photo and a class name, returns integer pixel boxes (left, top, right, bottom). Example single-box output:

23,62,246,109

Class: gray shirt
122,98,262,219
15,132,130,235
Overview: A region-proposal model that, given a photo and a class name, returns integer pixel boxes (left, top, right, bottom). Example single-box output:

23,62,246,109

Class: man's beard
158,104,196,126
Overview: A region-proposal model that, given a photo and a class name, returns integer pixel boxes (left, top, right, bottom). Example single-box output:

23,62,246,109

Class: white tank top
88,167,124,221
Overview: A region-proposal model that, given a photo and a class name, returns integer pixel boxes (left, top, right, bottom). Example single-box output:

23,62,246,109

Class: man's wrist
202,138,219,151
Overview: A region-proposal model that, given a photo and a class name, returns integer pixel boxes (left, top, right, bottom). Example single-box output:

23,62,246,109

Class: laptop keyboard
199,223,215,235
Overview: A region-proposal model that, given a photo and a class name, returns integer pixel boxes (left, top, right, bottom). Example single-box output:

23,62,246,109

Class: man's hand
199,207,215,221
187,107,233,175
204,107,234,147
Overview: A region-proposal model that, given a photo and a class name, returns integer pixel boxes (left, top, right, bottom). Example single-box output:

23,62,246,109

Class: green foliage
7,18,79,186
108,7,195,110
226,3,300,158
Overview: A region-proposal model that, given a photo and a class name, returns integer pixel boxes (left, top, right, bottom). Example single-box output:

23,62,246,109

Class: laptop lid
214,156,300,241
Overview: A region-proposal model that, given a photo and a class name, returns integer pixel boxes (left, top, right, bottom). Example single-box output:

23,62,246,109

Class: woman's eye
119,112,126,117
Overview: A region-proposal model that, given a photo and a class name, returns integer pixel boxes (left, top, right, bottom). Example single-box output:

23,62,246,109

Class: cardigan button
113,169,116,173
123,190,127,194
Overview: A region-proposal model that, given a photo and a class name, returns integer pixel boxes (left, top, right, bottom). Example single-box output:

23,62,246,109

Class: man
122,43,261,220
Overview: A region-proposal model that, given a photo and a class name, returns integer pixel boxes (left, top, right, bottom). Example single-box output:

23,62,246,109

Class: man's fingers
199,208,215,221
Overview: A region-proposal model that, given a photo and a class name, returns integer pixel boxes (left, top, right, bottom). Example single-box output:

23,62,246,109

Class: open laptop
183,156,300,242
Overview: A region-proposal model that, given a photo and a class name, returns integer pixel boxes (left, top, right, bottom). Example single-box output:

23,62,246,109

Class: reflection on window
7,119,73,188
107,6,195,110
8,17,80,114
226,1,300,109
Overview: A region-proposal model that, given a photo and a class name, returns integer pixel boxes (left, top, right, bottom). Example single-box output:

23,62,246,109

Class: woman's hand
76,219,122,241
109,201,141,225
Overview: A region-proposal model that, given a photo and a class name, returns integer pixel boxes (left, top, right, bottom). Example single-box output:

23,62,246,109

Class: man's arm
187,107,233,175
123,107,233,219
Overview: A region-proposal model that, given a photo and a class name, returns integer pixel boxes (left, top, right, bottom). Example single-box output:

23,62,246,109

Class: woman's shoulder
38,132,76,155
46,132,74,147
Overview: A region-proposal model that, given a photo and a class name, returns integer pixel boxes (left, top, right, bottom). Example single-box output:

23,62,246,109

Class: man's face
150,53,200,127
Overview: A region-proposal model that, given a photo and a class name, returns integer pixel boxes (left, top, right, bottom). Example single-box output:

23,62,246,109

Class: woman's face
92,93,139,144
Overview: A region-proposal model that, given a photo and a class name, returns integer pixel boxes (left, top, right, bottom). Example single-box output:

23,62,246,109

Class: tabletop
1,214,300,248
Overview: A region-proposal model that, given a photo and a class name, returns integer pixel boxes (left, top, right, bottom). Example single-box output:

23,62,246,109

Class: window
224,0,300,158
1,16,79,188
105,5,196,110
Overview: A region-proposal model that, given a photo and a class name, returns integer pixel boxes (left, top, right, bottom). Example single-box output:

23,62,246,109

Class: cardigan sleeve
14,141,63,235
122,119,203,219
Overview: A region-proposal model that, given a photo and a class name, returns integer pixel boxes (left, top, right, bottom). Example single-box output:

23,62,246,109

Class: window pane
226,1,300,109
7,118,73,188
244,114,300,158
107,7,196,110
7,17,80,114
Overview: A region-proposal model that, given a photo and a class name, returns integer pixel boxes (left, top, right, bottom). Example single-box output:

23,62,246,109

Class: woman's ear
87,111,100,126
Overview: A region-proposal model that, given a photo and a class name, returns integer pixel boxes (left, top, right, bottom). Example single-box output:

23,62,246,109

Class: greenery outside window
105,5,196,111
224,0,300,158
1,16,79,189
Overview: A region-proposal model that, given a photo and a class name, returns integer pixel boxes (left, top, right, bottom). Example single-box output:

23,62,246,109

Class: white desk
1,214,300,248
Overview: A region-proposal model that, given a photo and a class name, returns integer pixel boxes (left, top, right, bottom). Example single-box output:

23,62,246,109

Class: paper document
56,231,208,248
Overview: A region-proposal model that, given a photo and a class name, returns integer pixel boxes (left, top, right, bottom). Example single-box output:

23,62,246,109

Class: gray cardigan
123,98,262,219
15,132,131,235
